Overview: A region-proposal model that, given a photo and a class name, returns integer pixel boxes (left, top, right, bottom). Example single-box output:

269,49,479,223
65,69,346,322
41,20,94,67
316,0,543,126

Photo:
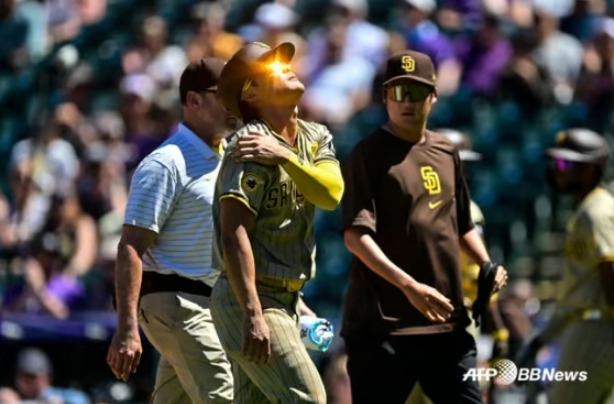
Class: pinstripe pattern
124,124,223,287
550,320,614,404
549,188,614,403
212,118,338,281
557,188,614,313
211,277,326,404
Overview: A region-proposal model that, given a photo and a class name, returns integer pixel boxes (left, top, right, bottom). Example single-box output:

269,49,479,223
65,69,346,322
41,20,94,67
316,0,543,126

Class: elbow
343,228,361,254
320,181,345,211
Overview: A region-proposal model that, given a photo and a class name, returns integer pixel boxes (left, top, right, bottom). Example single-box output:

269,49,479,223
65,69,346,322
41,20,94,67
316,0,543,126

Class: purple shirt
456,36,512,96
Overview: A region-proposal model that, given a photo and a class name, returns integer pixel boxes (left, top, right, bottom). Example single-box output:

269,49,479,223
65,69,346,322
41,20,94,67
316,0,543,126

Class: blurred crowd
0,0,614,402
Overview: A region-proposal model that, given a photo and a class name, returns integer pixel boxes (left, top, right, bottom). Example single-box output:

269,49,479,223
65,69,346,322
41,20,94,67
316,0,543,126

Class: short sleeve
455,150,474,235
590,211,614,263
217,156,271,215
314,124,339,164
341,144,376,232
124,160,178,233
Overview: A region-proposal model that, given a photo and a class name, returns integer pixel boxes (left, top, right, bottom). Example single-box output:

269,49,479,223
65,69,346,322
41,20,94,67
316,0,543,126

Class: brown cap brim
383,75,436,87
258,42,296,65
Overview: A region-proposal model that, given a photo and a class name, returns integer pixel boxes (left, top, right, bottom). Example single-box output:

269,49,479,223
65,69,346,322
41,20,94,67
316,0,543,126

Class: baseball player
210,42,344,404
525,129,614,403
107,58,240,404
340,50,507,404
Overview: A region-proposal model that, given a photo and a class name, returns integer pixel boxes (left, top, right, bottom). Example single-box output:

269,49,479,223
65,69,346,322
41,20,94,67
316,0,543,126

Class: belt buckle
284,280,303,292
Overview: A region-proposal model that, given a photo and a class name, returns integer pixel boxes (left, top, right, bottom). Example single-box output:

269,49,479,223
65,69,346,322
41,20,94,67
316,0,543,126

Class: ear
186,91,202,109
430,88,438,105
240,87,258,106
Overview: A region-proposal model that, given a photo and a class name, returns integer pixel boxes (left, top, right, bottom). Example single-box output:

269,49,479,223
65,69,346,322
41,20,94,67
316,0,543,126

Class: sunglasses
550,157,574,172
387,84,432,102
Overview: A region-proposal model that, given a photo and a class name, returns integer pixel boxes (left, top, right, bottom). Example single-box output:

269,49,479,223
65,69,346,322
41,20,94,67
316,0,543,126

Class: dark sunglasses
550,157,574,172
387,84,432,102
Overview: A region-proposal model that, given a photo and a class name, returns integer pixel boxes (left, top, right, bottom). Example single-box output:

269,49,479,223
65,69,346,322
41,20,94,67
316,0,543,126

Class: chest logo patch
421,166,441,195
309,142,319,158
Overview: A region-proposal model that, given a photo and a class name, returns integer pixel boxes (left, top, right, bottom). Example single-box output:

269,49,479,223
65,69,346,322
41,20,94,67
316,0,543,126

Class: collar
177,123,224,160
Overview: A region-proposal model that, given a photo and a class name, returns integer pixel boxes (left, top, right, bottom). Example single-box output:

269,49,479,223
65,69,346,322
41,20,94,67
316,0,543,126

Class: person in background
0,348,90,404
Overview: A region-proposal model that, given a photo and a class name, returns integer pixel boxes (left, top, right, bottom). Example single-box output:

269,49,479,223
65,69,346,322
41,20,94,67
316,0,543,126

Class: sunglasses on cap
550,157,574,172
241,61,293,95
387,83,433,102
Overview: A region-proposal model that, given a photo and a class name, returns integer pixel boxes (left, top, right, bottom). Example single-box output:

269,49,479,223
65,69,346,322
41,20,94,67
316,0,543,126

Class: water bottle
300,316,334,352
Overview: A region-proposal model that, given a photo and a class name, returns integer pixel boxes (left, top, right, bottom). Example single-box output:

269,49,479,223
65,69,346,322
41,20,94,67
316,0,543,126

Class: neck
573,184,598,208
388,120,427,144
258,106,298,144
183,117,222,149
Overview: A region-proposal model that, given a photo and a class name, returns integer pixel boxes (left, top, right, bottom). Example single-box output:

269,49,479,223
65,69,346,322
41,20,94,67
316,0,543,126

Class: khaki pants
138,291,234,404
210,276,326,404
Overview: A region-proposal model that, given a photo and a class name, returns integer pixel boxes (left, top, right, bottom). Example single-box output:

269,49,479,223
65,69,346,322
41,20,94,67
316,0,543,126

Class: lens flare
268,61,289,77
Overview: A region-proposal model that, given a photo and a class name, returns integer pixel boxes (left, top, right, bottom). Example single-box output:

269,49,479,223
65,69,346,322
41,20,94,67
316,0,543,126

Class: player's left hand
298,297,317,317
492,265,508,293
233,132,291,165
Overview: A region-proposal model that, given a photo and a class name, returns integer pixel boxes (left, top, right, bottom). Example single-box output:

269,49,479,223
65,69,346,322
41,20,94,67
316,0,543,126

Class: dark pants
345,330,482,404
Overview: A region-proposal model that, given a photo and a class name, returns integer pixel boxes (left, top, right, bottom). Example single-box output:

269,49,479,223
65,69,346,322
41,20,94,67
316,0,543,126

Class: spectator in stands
118,73,161,169
140,16,187,89
252,2,302,48
301,19,376,129
187,2,243,61
304,0,388,83
532,4,584,104
0,0,30,72
10,120,81,199
0,348,90,404
499,29,554,119
574,17,614,131
400,0,462,96
0,160,49,259
456,13,512,98
11,188,97,318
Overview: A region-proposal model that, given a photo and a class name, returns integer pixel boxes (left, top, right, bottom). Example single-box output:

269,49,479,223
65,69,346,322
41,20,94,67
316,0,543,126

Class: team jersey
341,127,474,336
557,187,614,314
212,118,338,281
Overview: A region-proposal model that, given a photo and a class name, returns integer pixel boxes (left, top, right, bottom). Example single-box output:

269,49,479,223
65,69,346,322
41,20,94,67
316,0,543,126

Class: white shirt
124,123,223,287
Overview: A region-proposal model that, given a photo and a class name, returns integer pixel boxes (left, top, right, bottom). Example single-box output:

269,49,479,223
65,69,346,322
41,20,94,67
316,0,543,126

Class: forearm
282,155,344,211
115,244,143,331
345,229,416,290
486,298,508,334
221,229,262,315
460,229,491,265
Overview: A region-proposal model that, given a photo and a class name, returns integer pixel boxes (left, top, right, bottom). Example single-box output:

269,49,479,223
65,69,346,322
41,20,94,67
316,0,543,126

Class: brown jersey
340,127,473,337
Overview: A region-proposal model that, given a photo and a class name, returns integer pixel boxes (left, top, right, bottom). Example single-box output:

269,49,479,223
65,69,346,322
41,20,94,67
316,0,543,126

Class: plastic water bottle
300,316,334,352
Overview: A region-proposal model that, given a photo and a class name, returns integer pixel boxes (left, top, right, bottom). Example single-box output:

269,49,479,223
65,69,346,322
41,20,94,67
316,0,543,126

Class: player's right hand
107,327,142,382
402,282,454,323
242,313,271,364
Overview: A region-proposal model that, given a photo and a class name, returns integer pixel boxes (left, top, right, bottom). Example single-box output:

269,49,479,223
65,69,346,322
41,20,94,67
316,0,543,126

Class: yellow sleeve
281,153,344,211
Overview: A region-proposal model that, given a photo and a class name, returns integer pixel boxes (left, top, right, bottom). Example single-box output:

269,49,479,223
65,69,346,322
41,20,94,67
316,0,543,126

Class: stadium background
0,0,613,402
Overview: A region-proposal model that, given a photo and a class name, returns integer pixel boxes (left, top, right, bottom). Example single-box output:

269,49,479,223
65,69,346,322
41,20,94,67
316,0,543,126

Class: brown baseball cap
179,57,226,105
383,50,437,87
218,42,296,119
